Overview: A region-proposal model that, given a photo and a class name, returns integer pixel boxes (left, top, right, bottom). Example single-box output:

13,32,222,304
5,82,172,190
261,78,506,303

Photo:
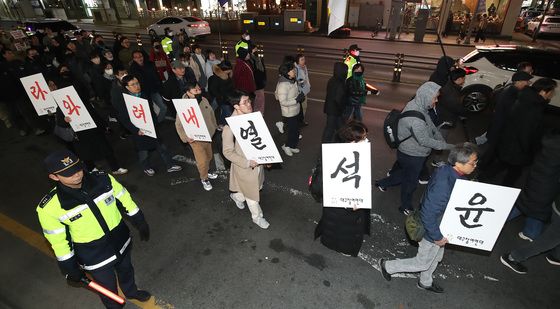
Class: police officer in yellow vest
344,44,362,79
235,31,252,58
37,150,151,308
161,27,174,58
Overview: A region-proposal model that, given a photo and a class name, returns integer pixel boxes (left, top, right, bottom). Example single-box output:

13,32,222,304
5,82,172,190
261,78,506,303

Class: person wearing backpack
376,82,454,216
379,143,479,293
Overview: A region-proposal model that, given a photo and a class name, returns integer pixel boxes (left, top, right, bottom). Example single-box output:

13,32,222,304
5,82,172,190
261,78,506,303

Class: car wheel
463,86,492,113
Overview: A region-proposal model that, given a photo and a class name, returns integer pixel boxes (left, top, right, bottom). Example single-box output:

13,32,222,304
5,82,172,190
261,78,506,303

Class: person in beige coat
222,91,270,229
275,62,303,157
175,82,219,191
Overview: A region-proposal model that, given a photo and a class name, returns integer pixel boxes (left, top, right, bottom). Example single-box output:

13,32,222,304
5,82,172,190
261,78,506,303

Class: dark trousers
377,150,426,211
321,115,343,143
89,249,138,309
138,143,173,170
285,116,300,148
511,210,560,262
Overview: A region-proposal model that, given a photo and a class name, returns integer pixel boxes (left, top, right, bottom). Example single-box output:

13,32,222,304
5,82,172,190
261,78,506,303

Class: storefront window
449,0,510,34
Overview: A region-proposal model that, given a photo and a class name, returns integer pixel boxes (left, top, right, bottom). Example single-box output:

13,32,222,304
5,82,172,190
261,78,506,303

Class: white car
147,16,211,38
460,45,560,112
526,15,560,36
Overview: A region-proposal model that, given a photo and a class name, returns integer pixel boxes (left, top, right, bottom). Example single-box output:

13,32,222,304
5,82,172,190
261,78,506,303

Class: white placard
439,179,521,251
172,98,212,142
50,86,97,132
322,143,372,209
225,112,283,164
20,73,58,115
123,94,157,139
10,30,26,39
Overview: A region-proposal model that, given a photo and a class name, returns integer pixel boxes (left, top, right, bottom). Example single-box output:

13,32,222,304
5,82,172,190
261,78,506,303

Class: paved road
1,33,557,309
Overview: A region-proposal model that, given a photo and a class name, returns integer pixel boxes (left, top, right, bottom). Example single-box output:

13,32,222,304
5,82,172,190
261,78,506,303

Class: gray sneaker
167,165,183,173
201,179,212,191
230,194,245,209
253,217,270,229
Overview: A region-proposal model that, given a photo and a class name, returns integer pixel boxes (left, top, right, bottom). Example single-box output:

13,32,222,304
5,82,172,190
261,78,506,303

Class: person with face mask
480,78,558,188
149,40,172,81
23,47,47,75
343,64,369,122
344,44,361,79
175,82,219,191
208,60,235,126
375,82,454,216
161,28,174,58
85,51,105,103
161,60,197,118
314,121,371,257
235,31,252,58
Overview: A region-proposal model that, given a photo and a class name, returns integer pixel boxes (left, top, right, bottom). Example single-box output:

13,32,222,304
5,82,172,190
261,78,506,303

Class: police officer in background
235,30,252,58
344,44,361,79
37,150,151,308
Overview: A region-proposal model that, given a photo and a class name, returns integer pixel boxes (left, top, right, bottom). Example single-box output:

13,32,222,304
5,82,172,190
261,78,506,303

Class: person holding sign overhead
379,143,479,293
116,75,182,176
175,82,219,191
222,91,270,229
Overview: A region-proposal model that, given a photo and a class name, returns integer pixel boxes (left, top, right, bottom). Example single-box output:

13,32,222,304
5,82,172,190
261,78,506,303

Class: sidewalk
71,18,559,49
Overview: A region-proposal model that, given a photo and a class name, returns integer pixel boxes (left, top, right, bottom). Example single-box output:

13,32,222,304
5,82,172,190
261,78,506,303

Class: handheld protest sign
10,30,26,39
20,73,58,115
322,142,372,209
51,86,97,132
172,98,212,142
225,112,283,164
439,179,521,251
123,94,157,139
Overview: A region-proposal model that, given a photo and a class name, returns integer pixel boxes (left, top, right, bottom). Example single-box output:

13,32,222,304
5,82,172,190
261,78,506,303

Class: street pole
532,0,553,42
217,4,223,49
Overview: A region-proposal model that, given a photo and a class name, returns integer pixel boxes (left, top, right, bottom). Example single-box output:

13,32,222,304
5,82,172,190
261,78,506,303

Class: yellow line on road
0,212,174,309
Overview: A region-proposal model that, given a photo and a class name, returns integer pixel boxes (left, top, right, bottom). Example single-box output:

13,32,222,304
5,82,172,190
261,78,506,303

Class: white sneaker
299,134,302,140
144,169,155,176
207,172,218,179
253,217,270,229
230,194,245,209
201,179,213,191
281,145,293,156
518,232,534,242
275,121,284,134
91,167,99,172
108,116,118,123
290,147,300,153
112,168,128,175
167,165,183,172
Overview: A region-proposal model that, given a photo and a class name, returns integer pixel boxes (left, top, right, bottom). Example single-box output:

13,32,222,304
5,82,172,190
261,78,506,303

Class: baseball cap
44,149,84,177
171,60,185,69
348,44,362,51
512,71,533,82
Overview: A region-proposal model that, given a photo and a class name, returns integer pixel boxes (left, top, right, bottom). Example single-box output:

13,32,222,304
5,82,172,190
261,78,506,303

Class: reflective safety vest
344,55,359,79
37,172,139,270
235,39,249,57
161,36,173,55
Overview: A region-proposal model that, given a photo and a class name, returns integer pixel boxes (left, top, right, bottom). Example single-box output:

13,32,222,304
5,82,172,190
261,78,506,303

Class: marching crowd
1,27,559,307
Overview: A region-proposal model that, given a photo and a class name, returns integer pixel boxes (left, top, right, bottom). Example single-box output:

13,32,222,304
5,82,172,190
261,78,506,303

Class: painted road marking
0,212,174,309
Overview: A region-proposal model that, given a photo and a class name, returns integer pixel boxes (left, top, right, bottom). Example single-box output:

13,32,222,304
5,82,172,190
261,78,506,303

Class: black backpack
383,109,426,149
308,157,323,203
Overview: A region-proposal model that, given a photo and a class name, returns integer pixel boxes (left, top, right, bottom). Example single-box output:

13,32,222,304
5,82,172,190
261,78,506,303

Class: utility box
255,15,270,31
270,15,283,31
283,9,305,32
240,12,258,32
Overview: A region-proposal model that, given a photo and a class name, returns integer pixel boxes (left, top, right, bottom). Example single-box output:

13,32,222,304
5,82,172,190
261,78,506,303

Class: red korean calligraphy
133,104,146,124
62,95,81,116
182,106,200,128
30,81,48,101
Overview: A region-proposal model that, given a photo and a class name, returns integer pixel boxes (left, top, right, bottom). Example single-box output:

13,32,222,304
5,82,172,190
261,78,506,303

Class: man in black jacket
129,50,167,123
478,71,532,170
161,60,196,117
480,78,557,187
321,62,347,143
436,68,467,133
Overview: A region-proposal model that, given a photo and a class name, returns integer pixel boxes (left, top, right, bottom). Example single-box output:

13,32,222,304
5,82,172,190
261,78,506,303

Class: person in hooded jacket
375,82,454,215
321,62,348,143
233,47,256,95
315,121,371,257
208,60,235,126
275,61,302,157
480,78,557,187
429,56,455,87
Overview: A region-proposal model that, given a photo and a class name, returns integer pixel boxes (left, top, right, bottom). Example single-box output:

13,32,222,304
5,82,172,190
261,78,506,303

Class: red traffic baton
81,278,125,305
366,83,380,95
